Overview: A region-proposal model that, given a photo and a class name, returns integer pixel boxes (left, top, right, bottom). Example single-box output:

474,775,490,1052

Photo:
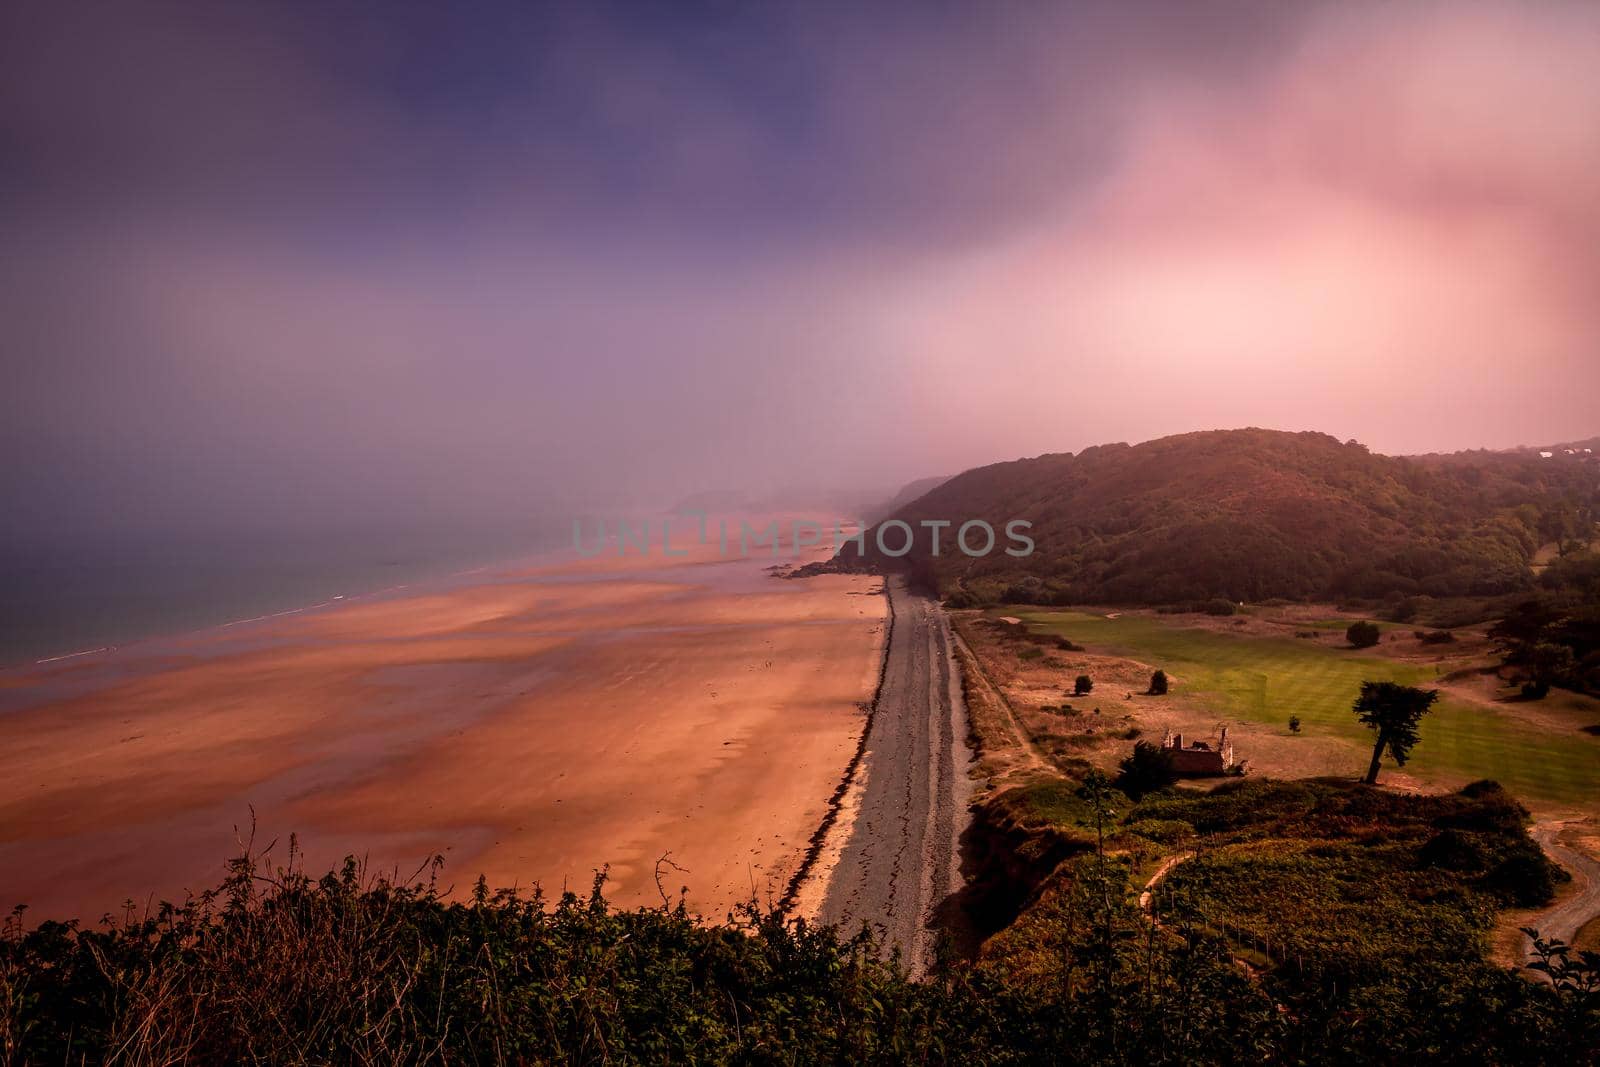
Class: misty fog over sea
7,2,1597,678
0,520,570,668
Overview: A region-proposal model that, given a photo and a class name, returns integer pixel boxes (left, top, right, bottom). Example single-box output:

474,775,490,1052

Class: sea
0,521,572,669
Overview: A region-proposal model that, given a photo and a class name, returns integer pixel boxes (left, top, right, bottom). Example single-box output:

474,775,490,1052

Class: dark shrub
1435,782,1528,834
1116,741,1178,799
1418,829,1487,872
1388,596,1428,623
1481,846,1560,908
1347,621,1382,649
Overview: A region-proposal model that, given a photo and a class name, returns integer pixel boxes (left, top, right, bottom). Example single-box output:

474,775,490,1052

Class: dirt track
1525,821,1600,974
813,578,973,976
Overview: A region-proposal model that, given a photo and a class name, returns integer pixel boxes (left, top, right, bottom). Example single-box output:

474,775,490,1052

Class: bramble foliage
0,845,993,1064
1121,778,1597,1060
2,783,1596,1064
989,776,1598,1063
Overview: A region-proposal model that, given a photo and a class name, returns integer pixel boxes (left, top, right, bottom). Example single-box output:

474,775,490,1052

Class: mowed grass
1009,610,1600,808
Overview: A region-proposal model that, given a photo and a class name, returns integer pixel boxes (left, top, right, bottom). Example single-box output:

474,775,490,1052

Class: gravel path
1525,820,1600,975
814,578,973,976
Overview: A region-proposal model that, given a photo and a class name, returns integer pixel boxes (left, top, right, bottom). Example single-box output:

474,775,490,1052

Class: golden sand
0,534,886,921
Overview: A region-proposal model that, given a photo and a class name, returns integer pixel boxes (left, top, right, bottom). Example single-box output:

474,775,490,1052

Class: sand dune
0,538,886,922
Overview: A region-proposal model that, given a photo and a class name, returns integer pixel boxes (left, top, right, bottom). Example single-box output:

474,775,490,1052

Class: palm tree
1353,681,1438,784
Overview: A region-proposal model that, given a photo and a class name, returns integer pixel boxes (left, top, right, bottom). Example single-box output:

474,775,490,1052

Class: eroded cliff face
944,795,1091,954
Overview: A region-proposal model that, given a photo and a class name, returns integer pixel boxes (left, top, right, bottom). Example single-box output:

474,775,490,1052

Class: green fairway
1008,610,1600,808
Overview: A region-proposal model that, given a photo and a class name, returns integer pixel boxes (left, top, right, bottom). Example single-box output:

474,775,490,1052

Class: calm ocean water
0,522,569,668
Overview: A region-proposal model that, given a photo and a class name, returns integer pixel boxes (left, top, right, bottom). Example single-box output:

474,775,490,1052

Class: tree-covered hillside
844,429,1598,605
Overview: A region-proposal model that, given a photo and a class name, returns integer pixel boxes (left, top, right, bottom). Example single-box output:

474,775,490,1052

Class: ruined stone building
1160,726,1235,776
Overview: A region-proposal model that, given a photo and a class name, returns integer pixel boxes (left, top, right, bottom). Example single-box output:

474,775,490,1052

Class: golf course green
1010,610,1600,808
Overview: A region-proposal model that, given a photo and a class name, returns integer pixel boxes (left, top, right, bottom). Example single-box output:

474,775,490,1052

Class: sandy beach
0,525,887,922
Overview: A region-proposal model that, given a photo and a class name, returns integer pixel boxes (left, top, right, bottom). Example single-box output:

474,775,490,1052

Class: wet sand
0,534,887,922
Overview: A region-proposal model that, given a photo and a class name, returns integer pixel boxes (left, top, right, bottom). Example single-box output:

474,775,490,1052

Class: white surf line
219,604,321,628
20,596,341,669
216,588,396,631
34,646,113,664
22,544,537,668
18,574,423,671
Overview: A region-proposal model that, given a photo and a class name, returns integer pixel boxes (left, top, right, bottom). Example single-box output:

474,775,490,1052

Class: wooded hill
845,429,1598,605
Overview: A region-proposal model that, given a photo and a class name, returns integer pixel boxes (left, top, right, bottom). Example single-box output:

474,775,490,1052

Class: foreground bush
2,828,1596,1064
2,843,977,1064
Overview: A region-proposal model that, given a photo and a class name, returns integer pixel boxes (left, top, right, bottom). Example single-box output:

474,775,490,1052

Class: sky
4,0,1599,550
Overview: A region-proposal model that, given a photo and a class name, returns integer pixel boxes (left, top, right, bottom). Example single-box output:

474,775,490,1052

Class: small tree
1074,674,1094,697
1115,741,1177,799
1148,669,1168,695
1347,621,1381,649
1288,715,1301,734
1353,680,1438,785
1522,641,1575,699
1537,505,1579,556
